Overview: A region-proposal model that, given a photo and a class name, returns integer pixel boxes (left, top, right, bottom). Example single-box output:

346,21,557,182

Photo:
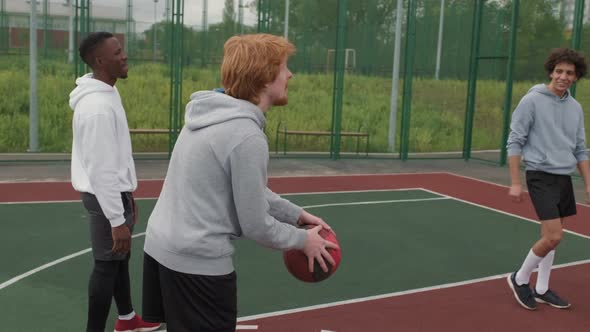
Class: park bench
275,122,370,156
130,125,370,156
129,128,172,135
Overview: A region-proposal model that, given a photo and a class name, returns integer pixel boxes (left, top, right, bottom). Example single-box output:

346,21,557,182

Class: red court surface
3,172,590,331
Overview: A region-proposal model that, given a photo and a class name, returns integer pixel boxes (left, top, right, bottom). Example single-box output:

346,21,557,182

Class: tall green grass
3,59,590,153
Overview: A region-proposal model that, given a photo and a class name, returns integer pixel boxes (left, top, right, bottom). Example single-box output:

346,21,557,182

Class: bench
129,128,176,135
275,122,369,155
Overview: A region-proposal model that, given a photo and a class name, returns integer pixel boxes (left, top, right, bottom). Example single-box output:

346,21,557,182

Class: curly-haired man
507,48,590,310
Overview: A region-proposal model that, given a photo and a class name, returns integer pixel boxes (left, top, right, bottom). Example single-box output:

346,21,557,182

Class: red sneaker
114,314,161,332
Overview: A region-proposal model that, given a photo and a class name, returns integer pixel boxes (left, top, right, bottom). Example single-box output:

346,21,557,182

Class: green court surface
2,189,590,331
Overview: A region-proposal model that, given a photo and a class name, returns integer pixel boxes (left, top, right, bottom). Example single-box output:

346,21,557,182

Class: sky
12,1,258,29
101,0,258,28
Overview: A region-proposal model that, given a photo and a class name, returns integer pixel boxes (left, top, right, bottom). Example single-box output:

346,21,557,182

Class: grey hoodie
144,91,307,275
507,84,588,175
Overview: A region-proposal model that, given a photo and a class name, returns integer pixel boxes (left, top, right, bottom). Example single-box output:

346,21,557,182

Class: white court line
0,172,446,184
442,171,511,189
234,186,590,321
0,197,157,205
302,197,450,209
155,325,257,332
237,258,590,322
0,194,440,291
419,187,590,241
268,172,447,179
0,232,146,291
0,198,83,204
282,187,426,196
3,187,590,295
0,188,429,205
443,171,590,208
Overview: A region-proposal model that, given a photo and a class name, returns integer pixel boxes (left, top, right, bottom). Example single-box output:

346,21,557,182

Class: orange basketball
283,227,341,283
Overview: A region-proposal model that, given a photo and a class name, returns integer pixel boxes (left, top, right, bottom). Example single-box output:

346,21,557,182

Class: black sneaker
533,289,571,309
507,272,537,310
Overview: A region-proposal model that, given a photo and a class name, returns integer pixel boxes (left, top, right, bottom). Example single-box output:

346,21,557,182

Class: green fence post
462,0,483,160
165,0,172,66
201,0,208,67
364,0,378,72
168,0,184,157
257,0,270,33
88,0,93,31
43,0,48,57
570,0,584,97
301,0,311,73
126,0,133,57
500,0,519,166
330,0,348,160
74,0,90,78
0,0,6,52
74,0,78,74
399,0,417,161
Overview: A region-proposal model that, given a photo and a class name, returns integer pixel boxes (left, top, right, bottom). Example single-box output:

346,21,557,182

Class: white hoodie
69,74,137,227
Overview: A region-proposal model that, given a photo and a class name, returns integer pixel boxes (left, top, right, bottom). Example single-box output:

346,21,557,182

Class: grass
3,58,590,154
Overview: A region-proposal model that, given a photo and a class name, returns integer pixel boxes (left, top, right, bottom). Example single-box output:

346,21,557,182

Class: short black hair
544,48,587,79
79,32,114,68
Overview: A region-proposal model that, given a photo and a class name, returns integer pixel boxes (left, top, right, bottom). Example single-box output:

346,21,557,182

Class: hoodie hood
184,91,266,131
528,83,570,100
69,73,115,111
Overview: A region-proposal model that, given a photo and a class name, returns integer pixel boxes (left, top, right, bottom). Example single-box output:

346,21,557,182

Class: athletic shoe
533,289,571,309
114,314,161,332
507,272,537,310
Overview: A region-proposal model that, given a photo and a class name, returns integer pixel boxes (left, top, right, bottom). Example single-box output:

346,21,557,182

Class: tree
223,0,236,36
244,0,567,80
510,0,566,81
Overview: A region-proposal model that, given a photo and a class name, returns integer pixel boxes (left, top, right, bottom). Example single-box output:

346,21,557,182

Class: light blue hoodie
507,83,588,174
144,91,307,276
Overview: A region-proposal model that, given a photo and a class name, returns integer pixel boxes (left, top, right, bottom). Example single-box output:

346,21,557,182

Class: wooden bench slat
278,130,368,137
129,129,176,134
276,125,370,155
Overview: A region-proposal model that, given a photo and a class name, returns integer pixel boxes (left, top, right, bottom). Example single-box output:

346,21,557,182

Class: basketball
283,226,341,283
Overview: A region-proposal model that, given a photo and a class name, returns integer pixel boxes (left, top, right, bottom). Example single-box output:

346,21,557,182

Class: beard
120,68,128,79
273,87,289,106
273,95,288,106
119,65,129,79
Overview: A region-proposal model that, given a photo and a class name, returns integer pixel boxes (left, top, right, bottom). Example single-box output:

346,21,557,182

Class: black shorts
526,171,577,221
142,252,237,332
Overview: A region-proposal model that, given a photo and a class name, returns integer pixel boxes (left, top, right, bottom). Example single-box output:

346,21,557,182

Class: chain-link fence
1,0,589,164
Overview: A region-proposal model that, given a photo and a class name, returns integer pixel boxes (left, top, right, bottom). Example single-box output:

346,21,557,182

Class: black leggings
87,256,133,332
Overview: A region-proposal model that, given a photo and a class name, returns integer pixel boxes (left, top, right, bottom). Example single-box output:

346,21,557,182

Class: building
557,0,590,30
1,0,128,51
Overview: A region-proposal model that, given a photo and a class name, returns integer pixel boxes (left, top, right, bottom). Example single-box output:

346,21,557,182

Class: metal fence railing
1,0,589,165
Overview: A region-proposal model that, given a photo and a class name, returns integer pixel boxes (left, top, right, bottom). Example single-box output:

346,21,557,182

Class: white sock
118,311,135,320
515,249,543,286
535,250,555,295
